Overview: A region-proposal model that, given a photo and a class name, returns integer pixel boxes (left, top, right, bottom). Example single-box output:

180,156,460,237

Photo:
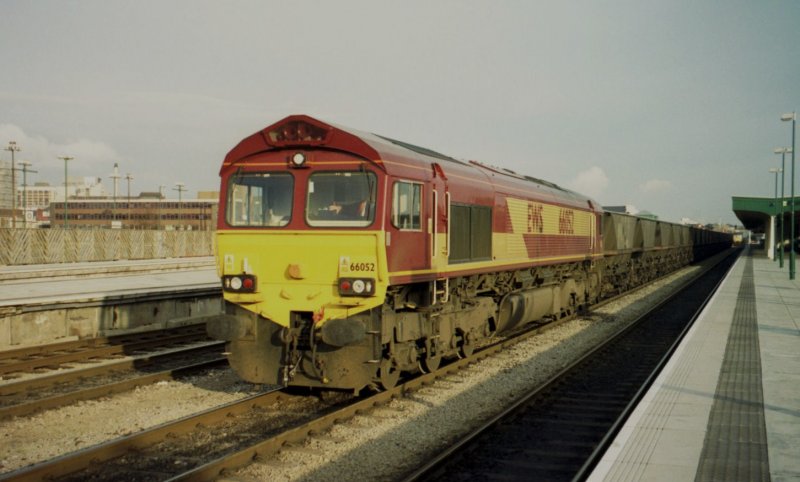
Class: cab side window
392,181,422,230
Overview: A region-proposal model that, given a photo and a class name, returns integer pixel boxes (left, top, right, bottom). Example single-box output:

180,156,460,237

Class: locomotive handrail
432,189,438,263
445,191,451,257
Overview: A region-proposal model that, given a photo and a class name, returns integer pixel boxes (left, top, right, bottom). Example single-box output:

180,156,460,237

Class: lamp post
781,112,796,280
774,147,792,268
109,163,121,227
125,173,133,228
158,185,165,230
770,167,782,261
174,182,186,229
19,161,36,228
4,141,21,227
58,156,74,228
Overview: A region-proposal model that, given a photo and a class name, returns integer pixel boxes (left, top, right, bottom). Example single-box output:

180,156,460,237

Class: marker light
338,277,375,297
291,152,306,167
222,274,257,293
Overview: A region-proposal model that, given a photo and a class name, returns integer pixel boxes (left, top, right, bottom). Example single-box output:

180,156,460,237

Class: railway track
0,323,210,378
0,344,226,419
0,388,351,481
0,309,584,482
0,252,736,481
0,324,227,419
402,249,739,481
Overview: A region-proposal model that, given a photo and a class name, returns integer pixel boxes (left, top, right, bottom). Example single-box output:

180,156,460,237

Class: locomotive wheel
418,339,441,373
378,358,400,390
419,353,441,373
458,334,474,359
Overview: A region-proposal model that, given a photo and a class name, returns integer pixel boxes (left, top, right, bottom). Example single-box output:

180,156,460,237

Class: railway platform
0,257,217,307
0,256,215,282
589,248,800,481
0,257,220,349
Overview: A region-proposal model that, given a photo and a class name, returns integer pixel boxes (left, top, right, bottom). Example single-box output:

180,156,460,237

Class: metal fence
0,229,215,265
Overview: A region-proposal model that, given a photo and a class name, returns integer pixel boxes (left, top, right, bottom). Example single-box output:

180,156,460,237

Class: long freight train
208,115,731,392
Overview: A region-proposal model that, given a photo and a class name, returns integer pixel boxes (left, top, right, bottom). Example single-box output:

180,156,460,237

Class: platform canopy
732,197,780,233
733,196,800,260
732,196,800,232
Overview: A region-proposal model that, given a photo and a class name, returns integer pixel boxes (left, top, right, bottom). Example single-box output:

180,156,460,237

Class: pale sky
2,1,799,225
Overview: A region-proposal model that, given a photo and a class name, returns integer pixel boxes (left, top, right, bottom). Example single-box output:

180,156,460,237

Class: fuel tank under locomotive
496,278,587,333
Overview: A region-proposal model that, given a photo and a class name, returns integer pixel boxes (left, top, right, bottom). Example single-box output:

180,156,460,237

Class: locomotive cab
210,116,411,391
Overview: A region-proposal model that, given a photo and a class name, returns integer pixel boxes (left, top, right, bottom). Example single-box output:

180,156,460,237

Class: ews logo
558,209,575,234
527,203,544,233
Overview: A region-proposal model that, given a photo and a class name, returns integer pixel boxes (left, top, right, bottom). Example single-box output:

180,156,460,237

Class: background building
1,158,219,229
8,178,110,228
49,196,218,230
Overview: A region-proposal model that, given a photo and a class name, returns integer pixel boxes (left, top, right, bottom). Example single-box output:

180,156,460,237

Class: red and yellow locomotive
208,115,729,392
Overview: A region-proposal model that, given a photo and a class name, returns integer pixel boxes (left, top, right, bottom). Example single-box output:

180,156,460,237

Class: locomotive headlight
222,274,257,293
352,279,366,294
290,152,306,167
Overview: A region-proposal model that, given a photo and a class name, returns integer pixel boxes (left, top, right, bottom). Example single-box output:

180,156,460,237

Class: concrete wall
0,294,222,349
0,228,214,265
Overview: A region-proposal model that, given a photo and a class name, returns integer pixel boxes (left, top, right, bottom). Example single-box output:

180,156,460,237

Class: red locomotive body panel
219,115,603,283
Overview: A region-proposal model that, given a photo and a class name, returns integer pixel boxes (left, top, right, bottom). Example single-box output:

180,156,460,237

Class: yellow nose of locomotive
216,230,387,330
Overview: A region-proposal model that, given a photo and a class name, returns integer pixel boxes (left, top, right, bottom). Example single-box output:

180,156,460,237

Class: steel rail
178,250,740,481
0,342,224,398
0,389,288,482
0,251,736,482
0,313,572,482
167,264,713,482
169,344,519,481
0,323,207,361
0,325,210,376
399,248,739,481
0,354,227,420
570,249,737,481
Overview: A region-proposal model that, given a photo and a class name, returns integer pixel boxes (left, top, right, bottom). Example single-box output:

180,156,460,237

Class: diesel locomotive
207,115,731,392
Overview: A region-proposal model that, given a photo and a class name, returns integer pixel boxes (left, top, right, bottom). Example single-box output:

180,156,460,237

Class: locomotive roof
222,115,595,207
222,114,464,170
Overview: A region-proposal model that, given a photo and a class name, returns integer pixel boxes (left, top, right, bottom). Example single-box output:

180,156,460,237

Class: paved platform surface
0,256,214,281
589,248,800,482
0,257,218,308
